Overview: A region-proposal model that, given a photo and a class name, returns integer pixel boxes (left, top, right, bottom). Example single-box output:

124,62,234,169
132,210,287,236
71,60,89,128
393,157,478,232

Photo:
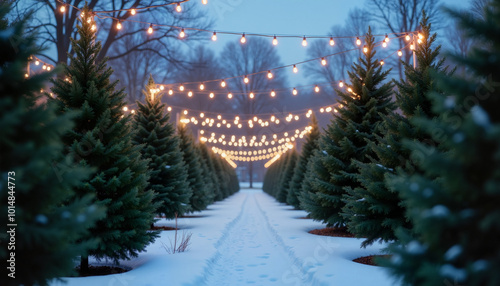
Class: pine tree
276,150,298,203
177,124,213,211
50,7,157,272
287,114,321,208
133,75,191,218
346,13,451,247
198,143,223,201
301,28,395,227
195,143,217,201
0,5,103,284
385,2,500,285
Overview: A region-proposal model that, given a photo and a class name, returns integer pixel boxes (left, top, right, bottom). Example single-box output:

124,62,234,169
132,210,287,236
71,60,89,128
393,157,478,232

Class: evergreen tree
198,143,223,201
346,13,451,247
0,5,103,285
177,124,213,211
195,143,217,201
301,28,395,227
133,75,191,218
287,114,321,208
276,150,298,203
385,2,500,285
50,7,157,272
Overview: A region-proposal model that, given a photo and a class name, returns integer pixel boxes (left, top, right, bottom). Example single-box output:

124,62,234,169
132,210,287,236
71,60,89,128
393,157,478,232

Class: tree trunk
249,161,253,188
80,256,89,275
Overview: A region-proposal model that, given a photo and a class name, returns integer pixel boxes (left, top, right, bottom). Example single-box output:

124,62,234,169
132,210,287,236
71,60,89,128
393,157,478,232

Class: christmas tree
287,114,321,209
133,75,191,218
50,7,157,272
0,4,103,284
346,13,450,247
385,2,500,285
301,28,395,227
177,124,214,211
198,143,223,201
276,150,298,203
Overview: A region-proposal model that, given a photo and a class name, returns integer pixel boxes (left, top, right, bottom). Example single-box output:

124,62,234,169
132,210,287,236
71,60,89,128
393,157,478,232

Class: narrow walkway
198,189,318,286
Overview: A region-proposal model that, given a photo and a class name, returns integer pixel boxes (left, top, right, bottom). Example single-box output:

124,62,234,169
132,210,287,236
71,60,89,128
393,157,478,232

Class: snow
51,186,396,286
471,105,490,128
444,245,462,261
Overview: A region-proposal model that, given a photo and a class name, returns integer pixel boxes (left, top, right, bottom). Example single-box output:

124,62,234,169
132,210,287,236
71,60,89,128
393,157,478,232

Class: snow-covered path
52,186,397,286
198,190,320,285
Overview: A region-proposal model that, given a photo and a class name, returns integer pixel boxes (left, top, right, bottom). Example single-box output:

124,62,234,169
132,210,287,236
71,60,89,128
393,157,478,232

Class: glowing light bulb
183,110,188,115
168,89,173,95
240,33,246,44
339,80,344,88
410,42,415,50
209,92,214,98
405,33,410,41
293,65,298,73
244,75,249,84
221,80,226,88
272,35,278,46
188,91,193,97
270,90,276,97
24,73,29,78
199,83,205,90
179,28,185,38
35,60,39,65
91,24,96,31
321,57,327,66
363,45,368,53
227,93,233,99
47,66,52,71
60,5,66,13
384,34,390,43
176,2,182,12
131,110,135,114
302,36,308,47
314,85,320,93
116,21,122,30
148,24,153,34
123,106,128,111
131,9,136,15
380,60,385,65
329,37,335,46
417,38,422,44
267,71,273,79
249,92,255,99
202,0,208,4
179,85,185,91
398,50,403,57
382,42,387,48
212,31,217,41
356,37,361,46
292,88,298,96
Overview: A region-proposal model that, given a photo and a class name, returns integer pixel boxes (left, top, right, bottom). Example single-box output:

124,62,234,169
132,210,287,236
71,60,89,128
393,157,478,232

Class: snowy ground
52,186,398,286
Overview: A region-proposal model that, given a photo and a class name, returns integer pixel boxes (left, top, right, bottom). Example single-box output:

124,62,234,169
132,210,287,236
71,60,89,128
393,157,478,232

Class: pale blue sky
202,0,468,85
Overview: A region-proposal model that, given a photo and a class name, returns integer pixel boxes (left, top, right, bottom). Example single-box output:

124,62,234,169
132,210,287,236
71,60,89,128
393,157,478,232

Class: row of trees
263,1,500,284
0,4,238,285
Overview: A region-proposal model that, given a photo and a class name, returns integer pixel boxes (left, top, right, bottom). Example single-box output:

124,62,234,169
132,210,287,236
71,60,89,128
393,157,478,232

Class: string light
60,4,66,13
405,33,410,41
188,91,193,97
410,42,415,50
227,93,233,99
179,28,186,38
130,8,136,15
293,65,298,73
384,34,390,43
363,45,368,53
148,24,153,34
212,31,217,41
249,92,255,99
221,80,226,88
176,2,182,12
267,71,273,79
35,60,39,65
240,33,246,44
202,0,208,4
302,36,308,47
356,37,361,46
398,50,403,57
123,106,128,111
272,35,278,46
314,85,320,93
292,88,298,95
321,57,327,66
382,41,387,48
199,83,205,90
380,60,385,65
209,92,215,98
339,80,344,88
270,90,276,97
179,85,185,91
244,75,249,84
116,20,122,30
329,37,335,46
169,89,174,95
